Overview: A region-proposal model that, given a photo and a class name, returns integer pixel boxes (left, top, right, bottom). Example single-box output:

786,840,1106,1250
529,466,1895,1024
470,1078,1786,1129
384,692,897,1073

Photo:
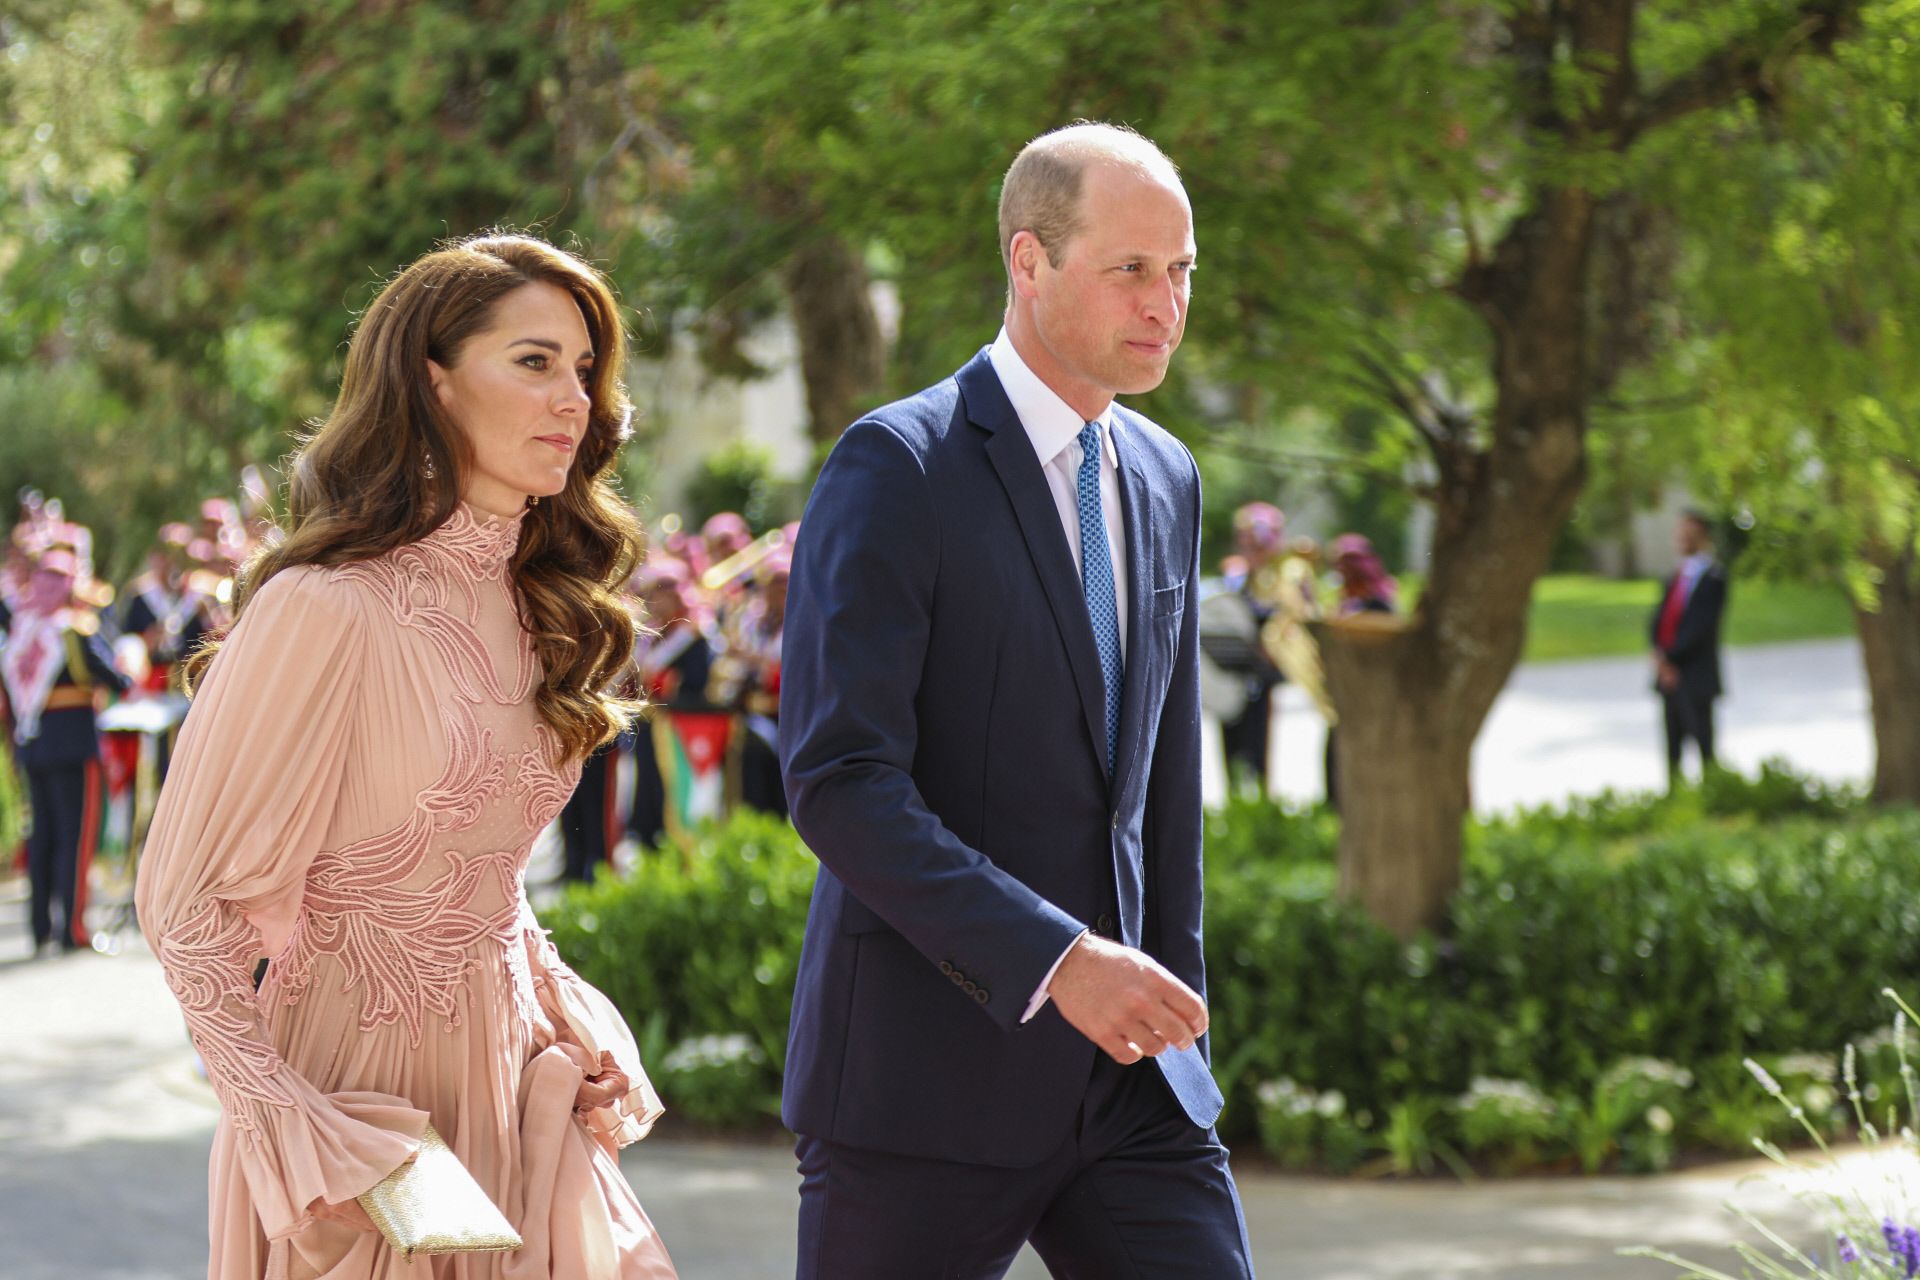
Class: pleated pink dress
136,504,678,1279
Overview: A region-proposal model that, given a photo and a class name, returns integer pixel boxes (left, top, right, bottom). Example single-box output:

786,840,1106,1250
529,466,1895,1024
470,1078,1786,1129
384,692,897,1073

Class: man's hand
1046,932,1208,1064
1657,659,1679,691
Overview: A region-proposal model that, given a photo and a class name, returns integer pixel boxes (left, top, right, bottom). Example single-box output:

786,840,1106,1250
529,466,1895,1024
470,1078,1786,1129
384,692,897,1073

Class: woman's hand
574,1051,629,1112
307,1148,418,1234
310,1195,379,1233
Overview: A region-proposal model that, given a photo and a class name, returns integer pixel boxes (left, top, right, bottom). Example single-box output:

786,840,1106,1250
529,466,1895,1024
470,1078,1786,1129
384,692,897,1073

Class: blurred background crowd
4,466,1432,953
0,475,810,954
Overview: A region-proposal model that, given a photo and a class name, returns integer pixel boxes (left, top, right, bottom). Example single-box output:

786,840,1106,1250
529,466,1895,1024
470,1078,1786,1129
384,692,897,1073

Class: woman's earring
422,450,437,481
527,494,540,509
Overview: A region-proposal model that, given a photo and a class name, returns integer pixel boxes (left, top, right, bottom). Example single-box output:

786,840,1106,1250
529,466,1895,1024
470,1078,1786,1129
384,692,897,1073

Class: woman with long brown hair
136,234,678,1277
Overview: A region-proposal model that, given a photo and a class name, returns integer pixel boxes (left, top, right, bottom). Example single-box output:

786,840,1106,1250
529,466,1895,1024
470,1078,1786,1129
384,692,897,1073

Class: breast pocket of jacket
1150,580,1187,618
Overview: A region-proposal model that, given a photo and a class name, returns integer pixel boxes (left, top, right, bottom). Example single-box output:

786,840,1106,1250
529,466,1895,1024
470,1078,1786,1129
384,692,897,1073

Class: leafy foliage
539,763,1912,1174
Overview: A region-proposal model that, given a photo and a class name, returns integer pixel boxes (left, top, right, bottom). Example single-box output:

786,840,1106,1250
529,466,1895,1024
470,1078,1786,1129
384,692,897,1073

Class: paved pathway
1206,638,1873,813
0,929,1871,1279
0,638,1885,1277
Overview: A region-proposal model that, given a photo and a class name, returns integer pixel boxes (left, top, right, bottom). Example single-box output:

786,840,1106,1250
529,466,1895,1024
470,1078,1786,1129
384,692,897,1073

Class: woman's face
429,281,594,518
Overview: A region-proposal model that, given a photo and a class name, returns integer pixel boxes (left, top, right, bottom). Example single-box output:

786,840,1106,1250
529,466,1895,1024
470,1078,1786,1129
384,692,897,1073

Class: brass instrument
699,528,788,594
700,528,787,710
1251,555,1336,724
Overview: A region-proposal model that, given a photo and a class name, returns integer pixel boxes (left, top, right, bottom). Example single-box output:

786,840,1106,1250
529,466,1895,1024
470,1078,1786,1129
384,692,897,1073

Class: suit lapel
1109,419,1153,797
961,352,1111,779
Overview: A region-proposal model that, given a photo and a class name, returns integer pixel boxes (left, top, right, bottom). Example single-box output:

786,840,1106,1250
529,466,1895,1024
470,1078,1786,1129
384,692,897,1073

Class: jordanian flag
652,711,734,833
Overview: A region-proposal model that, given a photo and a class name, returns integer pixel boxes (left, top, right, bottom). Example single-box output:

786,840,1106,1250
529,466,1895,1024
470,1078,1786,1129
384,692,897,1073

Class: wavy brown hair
189,233,643,762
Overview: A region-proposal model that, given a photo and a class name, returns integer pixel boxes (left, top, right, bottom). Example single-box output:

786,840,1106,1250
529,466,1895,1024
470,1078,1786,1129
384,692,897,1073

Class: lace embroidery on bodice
274,505,579,1046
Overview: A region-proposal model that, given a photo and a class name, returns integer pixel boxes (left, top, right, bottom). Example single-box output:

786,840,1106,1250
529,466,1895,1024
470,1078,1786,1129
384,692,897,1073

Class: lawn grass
1520,574,1856,663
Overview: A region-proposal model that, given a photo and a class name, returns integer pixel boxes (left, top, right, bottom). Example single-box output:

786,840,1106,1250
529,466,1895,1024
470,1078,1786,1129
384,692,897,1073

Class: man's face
1676,517,1708,556
25,567,73,612
1022,164,1195,403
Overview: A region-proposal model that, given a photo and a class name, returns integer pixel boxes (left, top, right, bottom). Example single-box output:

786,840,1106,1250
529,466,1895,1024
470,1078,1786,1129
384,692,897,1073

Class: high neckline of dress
420,501,526,571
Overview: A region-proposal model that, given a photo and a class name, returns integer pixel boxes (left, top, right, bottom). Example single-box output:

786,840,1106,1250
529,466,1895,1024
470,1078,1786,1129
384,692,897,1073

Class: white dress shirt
1676,552,1713,602
985,328,1129,1023
988,329,1129,660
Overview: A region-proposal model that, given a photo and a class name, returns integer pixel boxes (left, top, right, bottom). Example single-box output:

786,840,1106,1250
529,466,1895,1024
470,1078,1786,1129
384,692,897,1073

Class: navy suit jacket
1650,563,1728,700
779,349,1223,1168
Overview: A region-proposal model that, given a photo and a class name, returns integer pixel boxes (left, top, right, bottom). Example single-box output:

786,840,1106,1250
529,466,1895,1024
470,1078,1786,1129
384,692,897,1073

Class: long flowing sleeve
522,901,663,1151
135,567,428,1240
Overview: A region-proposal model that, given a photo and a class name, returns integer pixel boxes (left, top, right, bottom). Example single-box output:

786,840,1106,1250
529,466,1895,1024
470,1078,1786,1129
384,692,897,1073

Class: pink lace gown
136,505,678,1279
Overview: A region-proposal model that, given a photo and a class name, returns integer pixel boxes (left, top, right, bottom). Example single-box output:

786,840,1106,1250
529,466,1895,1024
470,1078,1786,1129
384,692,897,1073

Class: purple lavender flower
1885,1218,1920,1278
1838,1233,1859,1264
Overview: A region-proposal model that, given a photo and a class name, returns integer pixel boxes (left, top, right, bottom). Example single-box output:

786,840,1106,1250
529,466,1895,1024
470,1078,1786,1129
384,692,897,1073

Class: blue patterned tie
1075,421,1123,772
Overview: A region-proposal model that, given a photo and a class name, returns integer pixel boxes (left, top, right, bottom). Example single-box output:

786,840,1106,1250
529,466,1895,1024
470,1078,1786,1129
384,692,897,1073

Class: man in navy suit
1650,509,1729,784
780,123,1252,1278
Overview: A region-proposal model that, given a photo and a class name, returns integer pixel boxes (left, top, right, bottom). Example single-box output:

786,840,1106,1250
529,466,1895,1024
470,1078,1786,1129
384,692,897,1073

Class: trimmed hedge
540,764,1920,1172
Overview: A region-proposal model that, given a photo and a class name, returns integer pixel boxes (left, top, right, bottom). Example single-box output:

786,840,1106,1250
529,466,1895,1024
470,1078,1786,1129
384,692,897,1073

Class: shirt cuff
1022,928,1091,1024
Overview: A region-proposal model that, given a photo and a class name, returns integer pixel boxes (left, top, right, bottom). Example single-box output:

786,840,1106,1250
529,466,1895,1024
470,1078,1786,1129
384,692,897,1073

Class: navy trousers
559,743,616,882
1662,687,1717,778
25,762,95,949
795,1053,1253,1280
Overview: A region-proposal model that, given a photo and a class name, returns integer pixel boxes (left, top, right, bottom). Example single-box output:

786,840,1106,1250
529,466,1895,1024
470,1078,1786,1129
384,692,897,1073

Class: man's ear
1008,230,1046,301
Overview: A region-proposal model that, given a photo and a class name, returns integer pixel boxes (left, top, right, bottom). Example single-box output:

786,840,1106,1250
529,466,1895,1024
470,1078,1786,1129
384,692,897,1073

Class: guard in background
627,559,719,849
1,546,131,955
713,548,789,819
1218,502,1289,795
1651,509,1729,785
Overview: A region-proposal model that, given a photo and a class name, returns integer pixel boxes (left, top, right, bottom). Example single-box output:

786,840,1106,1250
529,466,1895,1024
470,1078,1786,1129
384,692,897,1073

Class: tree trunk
781,233,884,444
1319,621,1474,939
1312,0,1857,937
1326,183,1598,938
1856,546,1920,805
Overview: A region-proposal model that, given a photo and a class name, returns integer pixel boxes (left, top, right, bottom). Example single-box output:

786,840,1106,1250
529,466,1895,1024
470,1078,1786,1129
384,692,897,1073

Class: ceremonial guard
1218,503,1289,794
627,559,720,847
710,548,789,818
1,545,130,954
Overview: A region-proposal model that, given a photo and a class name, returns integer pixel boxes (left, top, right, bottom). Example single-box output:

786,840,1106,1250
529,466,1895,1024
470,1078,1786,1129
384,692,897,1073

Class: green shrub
1573,1057,1693,1172
538,764,1918,1174
656,1033,778,1128
541,811,815,1111
0,746,23,855
1455,1078,1562,1172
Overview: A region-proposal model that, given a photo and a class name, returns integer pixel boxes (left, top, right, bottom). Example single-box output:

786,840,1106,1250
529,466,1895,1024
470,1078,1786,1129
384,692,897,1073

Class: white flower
1599,1057,1695,1093
663,1033,764,1074
1774,1053,1837,1082
1255,1078,1319,1117
1459,1077,1556,1118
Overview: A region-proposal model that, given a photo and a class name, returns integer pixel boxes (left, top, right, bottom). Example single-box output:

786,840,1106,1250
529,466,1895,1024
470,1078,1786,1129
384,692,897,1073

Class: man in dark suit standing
1650,509,1729,785
780,123,1251,1279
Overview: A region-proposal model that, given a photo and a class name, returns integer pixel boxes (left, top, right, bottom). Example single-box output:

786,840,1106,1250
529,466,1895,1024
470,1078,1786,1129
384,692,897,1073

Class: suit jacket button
950,970,966,986
974,989,990,1004
1096,913,1116,938
962,980,977,995
938,961,954,976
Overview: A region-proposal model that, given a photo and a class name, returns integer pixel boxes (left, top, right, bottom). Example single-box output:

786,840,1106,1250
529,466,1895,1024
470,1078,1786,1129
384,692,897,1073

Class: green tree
594,0,1870,936
1646,0,1920,802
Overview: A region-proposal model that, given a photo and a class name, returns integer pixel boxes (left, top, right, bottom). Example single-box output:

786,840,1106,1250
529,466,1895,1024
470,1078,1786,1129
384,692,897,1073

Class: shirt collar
1680,552,1713,580
988,327,1118,470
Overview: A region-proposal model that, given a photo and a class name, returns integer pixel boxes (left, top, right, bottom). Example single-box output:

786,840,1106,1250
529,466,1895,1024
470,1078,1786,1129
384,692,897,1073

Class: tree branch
1622,0,1861,144
1188,426,1431,493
